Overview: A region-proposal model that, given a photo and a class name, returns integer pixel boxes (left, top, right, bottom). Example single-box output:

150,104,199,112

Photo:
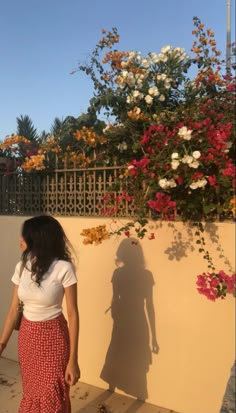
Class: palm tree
50,117,65,137
16,115,39,142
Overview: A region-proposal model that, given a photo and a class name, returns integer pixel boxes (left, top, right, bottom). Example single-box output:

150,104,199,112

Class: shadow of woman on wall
100,238,159,401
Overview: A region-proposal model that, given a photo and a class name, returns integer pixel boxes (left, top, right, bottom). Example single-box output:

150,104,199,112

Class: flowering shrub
0,126,107,171
71,17,235,225
76,18,235,300
1,18,235,299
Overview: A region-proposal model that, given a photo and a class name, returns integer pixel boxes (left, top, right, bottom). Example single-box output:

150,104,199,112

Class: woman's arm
64,283,80,385
146,281,159,354
0,285,19,356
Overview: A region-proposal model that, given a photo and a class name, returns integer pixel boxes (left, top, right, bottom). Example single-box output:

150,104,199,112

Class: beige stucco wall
0,216,235,413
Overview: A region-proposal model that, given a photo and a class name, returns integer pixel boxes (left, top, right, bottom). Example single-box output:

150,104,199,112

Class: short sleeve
11,261,22,285
61,262,77,288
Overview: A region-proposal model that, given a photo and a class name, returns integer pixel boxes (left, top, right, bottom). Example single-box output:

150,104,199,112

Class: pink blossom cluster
147,192,176,220
98,190,132,216
196,271,236,301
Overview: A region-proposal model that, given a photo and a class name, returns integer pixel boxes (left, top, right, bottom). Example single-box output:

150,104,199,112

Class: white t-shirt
11,259,77,322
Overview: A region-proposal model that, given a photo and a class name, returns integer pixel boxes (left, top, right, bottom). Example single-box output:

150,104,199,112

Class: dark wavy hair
21,215,73,285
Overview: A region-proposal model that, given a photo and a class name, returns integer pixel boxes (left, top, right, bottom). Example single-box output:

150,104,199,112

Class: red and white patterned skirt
18,313,71,413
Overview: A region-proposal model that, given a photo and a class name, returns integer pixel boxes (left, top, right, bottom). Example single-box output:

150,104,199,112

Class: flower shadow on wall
100,238,158,400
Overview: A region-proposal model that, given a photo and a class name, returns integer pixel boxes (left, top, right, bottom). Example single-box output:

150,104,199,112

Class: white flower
189,182,199,190
169,179,177,188
171,160,180,170
189,178,207,190
160,74,167,80
158,178,169,189
164,82,171,89
134,106,141,114
198,178,207,188
182,155,193,164
150,52,156,59
192,151,201,159
152,55,160,63
121,70,128,78
161,45,171,54
189,160,199,169
126,96,131,104
159,95,165,102
127,165,135,170
148,86,159,96
126,75,135,87
158,178,176,189
145,95,153,104
120,61,127,68
133,90,140,98
171,152,179,159
137,78,144,86
128,51,136,59
142,58,151,68
178,126,192,140
159,53,168,62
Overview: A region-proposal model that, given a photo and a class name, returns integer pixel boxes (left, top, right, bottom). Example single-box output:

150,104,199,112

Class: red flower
148,233,155,240
207,175,217,186
222,162,236,177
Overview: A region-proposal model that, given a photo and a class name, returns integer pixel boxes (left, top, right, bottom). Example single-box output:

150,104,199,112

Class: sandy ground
0,357,179,413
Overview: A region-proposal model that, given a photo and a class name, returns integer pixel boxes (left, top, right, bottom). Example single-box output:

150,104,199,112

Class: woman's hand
64,284,80,386
65,361,81,386
152,337,159,354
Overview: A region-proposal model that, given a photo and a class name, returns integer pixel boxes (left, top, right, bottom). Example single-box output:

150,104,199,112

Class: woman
0,215,80,413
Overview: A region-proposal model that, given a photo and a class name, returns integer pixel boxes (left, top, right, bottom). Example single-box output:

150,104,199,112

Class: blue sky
0,0,235,139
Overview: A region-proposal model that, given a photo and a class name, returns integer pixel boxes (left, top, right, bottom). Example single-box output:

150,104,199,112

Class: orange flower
73,127,106,146
206,29,214,37
80,225,109,245
127,107,149,121
229,198,236,218
0,134,31,149
21,154,46,172
209,40,216,46
199,36,208,45
191,47,202,54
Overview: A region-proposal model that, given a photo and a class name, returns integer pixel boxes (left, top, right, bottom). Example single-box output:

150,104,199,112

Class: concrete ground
0,357,179,413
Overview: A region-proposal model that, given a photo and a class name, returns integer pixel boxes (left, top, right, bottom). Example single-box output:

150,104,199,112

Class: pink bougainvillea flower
207,175,217,186
196,272,236,300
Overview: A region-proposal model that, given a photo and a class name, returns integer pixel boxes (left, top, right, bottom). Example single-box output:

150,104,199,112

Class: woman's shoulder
51,260,75,271
51,260,77,286
11,260,24,284
15,261,22,270
55,259,73,266
49,260,75,272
